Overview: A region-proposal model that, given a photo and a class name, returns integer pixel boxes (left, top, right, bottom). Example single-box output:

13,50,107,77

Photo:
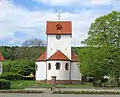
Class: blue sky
0,0,120,46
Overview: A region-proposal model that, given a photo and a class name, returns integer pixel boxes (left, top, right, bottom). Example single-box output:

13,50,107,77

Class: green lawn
56,83,93,88
38,83,93,88
10,80,93,89
11,80,35,89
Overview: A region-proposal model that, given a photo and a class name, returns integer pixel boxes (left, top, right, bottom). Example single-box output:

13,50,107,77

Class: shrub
93,80,102,87
0,79,11,89
0,72,23,80
23,76,34,80
3,60,35,77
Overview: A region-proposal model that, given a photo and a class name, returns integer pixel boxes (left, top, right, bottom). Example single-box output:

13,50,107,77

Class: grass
11,80,35,89
37,83,93,88
10,80,93,89
37,83,51,87
56,83,93,88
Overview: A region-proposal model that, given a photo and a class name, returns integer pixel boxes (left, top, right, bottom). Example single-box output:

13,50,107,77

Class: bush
0,72,23,80
0,79,11,89
3,60,35,77
93,80,102,87
23,76,35,80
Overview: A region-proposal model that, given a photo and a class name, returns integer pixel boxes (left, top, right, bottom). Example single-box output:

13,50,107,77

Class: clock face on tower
56,35,61,40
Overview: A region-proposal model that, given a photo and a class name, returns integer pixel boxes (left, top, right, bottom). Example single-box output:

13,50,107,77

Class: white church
35,21,81,84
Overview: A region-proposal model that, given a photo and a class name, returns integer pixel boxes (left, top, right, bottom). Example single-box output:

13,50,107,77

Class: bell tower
46,21,72,60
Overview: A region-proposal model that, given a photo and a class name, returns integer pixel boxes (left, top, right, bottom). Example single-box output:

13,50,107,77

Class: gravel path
0,93,120,97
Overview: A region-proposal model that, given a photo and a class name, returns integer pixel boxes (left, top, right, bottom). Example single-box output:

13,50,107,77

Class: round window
56,35,61,40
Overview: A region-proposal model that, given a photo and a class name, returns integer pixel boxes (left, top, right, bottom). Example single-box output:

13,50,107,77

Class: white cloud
0,0,116,46
0,0,57,45
33,0,112,6
33,0,80,6
89,0,111,5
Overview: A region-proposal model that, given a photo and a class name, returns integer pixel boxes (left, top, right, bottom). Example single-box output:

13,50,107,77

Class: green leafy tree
3,60,35,77
82,11,120,86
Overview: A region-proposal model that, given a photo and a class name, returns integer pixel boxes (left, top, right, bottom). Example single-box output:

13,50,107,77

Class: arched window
48,63,51,70
56,63,61,70
65,63,69,70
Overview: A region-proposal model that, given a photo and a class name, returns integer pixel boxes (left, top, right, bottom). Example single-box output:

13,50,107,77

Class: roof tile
71,52,78,62
36,51,79,62
48,50,70,60
36,52,46,61
0,51,5,61
46,21,72,35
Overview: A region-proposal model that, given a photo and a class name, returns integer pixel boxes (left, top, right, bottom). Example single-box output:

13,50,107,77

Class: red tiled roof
48,50,70,61
71,52,78,62
36,52,46,61
46,21,72,35
0,51,5,61
36,51,79,62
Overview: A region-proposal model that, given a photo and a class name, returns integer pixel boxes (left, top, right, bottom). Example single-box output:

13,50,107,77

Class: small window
48,63,51,70
56,63,61,70
65,63,69,70
36,64,38,70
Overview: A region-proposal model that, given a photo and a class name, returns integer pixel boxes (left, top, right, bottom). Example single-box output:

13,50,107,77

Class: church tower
46,21,72,60
35,17,81,84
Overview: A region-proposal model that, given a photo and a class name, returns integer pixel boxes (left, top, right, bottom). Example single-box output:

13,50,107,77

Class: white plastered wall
71,62,81,80
35,61,46,80
47,35,71,59
47,61,71,80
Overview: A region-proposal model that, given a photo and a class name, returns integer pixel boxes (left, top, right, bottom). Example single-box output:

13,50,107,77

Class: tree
22,38,46,47
3,60,35,77
82,11,120,86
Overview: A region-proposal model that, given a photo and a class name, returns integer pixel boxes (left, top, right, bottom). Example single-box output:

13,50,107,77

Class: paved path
0,93,119,97
26,87,120,92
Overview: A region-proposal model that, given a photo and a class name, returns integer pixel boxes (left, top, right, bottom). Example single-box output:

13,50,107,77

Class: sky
0,0,120,46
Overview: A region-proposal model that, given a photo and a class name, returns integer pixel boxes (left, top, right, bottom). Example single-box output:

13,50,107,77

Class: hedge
0,72,23,80
23,76,34,80
0,79,11,89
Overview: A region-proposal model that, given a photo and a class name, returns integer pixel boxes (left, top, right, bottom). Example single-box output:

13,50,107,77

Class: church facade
35,21,81,84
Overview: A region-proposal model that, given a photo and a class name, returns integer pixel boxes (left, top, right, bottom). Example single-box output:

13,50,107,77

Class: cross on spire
58,11,61,21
